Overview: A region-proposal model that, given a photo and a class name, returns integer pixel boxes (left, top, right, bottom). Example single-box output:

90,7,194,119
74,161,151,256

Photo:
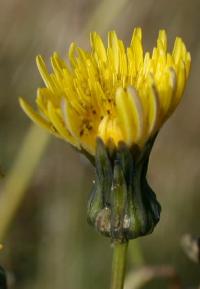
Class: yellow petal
108,31,119,73
36,55,55,92
116,87,143,146
172,60,186,109
68,42,77,67
130,27,143,72
47,101,80,148
90,32,107,62
157,30,167,53
146,85,160,135
19,97,58,135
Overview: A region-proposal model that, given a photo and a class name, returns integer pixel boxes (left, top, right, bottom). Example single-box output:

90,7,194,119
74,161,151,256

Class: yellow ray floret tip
19,97,54,132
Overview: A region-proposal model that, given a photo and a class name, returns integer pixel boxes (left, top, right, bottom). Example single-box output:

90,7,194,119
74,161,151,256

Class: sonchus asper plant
20,28,191,243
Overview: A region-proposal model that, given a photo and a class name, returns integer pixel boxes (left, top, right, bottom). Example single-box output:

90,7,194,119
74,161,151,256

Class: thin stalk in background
0,125,49,241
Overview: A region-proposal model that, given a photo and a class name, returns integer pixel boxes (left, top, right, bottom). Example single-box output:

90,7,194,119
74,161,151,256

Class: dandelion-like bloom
20,28,191,156
20,28,191,241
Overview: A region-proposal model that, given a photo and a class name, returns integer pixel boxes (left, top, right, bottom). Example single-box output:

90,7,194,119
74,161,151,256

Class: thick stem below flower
110,241,128,289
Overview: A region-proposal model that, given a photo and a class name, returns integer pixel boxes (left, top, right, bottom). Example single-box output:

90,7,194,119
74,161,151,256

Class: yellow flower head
20,28,191,155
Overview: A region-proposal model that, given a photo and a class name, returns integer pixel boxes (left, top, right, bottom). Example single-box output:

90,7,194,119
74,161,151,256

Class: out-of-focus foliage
0,0,200,289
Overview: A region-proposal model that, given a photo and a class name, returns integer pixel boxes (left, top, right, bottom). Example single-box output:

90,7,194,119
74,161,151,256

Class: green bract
87,137,161,242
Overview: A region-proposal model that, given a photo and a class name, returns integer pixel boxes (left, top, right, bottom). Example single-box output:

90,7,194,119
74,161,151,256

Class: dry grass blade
0,125,49,241
124,265,182,289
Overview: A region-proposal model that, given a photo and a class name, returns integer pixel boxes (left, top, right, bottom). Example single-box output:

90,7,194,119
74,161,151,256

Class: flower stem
110,241,128,289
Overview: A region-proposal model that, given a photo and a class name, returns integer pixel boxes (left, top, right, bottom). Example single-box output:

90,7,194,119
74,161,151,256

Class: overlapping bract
20,28,191,155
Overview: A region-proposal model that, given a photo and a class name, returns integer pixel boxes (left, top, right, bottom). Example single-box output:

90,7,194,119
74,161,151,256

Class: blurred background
0,0,200,288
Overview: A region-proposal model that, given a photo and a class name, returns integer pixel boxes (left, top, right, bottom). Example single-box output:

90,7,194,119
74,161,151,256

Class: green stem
110,242,128,289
